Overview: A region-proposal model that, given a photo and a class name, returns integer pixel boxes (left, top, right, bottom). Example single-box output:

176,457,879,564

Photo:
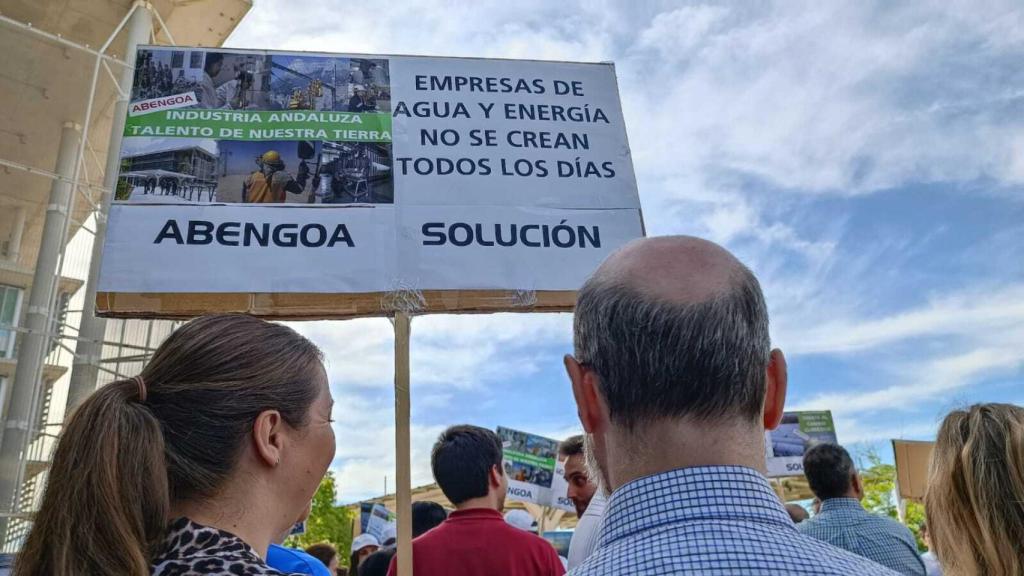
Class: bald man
565,236,899,575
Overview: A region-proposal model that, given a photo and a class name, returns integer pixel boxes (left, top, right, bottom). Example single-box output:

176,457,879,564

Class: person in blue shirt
266,544,332,576
563,236,900,575
265,503,332,576
798,443,925,575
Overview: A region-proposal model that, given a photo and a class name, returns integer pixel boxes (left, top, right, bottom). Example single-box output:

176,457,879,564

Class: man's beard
583,433,611,498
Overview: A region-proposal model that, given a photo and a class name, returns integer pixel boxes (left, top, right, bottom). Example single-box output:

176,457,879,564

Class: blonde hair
924,403,1024,576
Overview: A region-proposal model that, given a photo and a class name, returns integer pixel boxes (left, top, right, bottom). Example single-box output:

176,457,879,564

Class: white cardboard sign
100,47,643,295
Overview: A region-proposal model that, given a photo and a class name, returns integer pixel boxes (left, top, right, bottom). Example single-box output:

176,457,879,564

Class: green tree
284,472,354,560
858,450,897,519
857,449,927,551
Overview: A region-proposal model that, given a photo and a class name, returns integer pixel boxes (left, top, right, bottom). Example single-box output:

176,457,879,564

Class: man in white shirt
197,53,224,109
919,523,942,576
560,435,606,569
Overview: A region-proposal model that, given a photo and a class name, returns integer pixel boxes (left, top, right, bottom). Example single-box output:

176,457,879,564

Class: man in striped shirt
798,443,926,575
564,236,899,575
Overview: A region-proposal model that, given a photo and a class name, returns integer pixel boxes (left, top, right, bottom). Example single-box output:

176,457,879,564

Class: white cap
380,523,397,544
504,509,536,532
353,84,366,91
351,533,380,553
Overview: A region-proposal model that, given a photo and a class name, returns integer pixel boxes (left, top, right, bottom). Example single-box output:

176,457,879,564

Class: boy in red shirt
388,425,565,576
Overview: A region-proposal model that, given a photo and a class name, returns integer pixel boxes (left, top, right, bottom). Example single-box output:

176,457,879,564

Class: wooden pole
393,312,413,576
771,478,786,501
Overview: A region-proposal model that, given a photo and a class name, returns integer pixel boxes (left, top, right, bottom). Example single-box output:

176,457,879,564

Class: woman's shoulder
152,556,293,575
151,518,297,576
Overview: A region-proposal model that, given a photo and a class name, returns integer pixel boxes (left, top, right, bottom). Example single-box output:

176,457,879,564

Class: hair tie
133,375,147,402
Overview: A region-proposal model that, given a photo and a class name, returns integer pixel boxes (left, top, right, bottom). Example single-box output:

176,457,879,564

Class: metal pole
0,122,81,524
66,2,151,412
0,14,129,69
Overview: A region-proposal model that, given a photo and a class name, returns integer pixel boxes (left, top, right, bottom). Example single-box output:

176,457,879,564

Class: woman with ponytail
15,314,336,575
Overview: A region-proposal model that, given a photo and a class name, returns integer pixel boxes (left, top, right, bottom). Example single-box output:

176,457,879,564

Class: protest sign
497,426,572,510
364,502,395,541
765,411,838,477
96,46,644,318
549,457,576,513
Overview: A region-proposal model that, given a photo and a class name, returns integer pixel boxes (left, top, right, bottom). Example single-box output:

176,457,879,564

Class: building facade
0,0,252,551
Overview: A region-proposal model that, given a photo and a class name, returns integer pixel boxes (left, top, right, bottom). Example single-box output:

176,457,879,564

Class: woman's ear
252,409,284,467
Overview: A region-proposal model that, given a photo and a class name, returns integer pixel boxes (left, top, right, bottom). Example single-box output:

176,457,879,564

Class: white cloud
634,5,731,57
790,345,1024,417
782,283,1024,417
834,416,942,446
228,1,1024,498
328,390,445,502
287,319,395,388
288,313,572,389
625,1,1024,195
779,284,1024,355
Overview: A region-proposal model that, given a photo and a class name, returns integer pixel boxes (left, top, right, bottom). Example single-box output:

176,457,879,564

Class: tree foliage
284,472,354,558
858,450,897,518
857,449,926,551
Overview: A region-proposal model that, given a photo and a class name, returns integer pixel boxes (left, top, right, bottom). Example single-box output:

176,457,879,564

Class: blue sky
228,1,1024,503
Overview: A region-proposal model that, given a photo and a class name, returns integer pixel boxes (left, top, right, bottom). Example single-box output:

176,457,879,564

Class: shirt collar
598,465,794,548
818,497,865,513
447,507,504,521
157,517,263,562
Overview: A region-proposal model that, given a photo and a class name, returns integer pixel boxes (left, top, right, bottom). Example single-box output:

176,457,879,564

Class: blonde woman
924,403,1024,576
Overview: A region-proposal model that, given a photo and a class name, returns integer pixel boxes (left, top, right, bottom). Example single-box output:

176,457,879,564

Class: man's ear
851,471,864,500
763,349,788,431
252,409,285,468
564,355,610,434
489,464,503,488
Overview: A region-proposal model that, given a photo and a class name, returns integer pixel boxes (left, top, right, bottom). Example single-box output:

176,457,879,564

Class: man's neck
454,495,499,513
823,492,862,505
605,417,766,491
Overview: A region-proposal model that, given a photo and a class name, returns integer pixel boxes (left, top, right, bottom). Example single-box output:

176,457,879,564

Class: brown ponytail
15,314,324,576
14,379,169,575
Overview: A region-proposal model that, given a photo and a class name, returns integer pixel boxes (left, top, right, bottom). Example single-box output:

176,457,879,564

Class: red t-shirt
386,508,565,576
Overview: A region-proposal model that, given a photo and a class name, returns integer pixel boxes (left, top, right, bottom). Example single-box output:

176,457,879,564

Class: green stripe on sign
506,450,556,468
124,110,393,142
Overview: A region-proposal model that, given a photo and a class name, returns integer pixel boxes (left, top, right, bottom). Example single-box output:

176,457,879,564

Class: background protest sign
765,411,838,478
498,426,572,510
364,503,396,542
549,458,576,513
96,46,644,319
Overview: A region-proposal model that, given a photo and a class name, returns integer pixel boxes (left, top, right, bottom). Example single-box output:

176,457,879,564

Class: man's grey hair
573,264,771,429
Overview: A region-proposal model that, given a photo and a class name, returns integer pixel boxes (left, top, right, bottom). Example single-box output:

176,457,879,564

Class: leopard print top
151,518,300,575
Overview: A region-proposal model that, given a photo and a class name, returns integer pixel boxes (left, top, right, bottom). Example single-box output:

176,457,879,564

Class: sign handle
394,312,413,576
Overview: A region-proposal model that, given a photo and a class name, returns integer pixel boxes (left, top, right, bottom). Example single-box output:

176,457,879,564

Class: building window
0,284,23,359
190,51,204,69
171,51,185,69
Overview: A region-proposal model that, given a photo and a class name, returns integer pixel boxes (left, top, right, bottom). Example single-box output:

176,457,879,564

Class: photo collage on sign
117,48,393,205
498,427,559,489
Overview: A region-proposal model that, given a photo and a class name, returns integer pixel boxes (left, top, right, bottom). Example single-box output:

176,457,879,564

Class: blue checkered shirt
797,498,926,576
569,466,901,575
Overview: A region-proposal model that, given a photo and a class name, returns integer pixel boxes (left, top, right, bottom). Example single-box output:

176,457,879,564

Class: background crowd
10,236,1023,575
